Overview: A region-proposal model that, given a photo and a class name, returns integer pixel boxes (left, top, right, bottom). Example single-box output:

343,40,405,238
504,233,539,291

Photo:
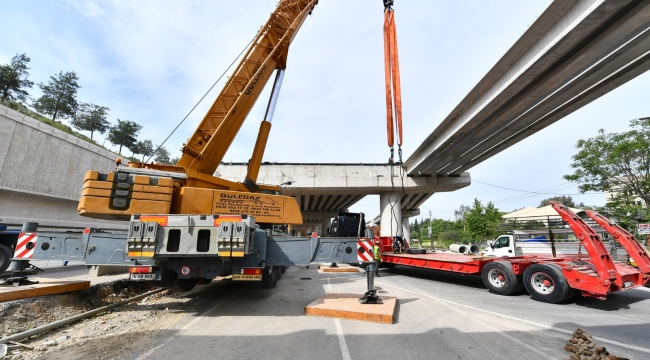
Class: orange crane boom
78,0,318,225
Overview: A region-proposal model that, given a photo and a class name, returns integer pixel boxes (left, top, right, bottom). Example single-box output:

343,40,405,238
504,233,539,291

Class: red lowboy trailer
375,202,650,304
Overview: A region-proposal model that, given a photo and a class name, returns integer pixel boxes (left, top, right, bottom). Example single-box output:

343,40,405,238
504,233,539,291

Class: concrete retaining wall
0,104,125,229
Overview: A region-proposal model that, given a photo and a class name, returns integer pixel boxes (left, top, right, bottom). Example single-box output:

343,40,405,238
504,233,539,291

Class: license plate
130,273,156,281
232,274,262,281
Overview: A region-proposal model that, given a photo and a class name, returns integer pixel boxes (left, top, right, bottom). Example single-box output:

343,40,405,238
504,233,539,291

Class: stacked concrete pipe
449,244,467,254
449,244,479,254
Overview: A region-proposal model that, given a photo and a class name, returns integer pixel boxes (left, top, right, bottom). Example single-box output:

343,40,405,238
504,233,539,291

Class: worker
374,240,381,277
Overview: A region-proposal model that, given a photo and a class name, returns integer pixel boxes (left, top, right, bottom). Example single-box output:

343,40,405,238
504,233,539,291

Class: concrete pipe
467,244,479,254
449,244,467,254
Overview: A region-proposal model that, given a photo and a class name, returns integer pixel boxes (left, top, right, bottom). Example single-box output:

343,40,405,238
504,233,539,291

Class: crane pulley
383,1,403,164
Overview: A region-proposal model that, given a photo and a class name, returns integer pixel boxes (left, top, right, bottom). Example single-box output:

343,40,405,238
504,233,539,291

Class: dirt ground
0,280,210,360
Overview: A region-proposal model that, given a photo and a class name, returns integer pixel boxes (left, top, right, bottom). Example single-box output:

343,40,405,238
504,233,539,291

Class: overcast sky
2,0,649,222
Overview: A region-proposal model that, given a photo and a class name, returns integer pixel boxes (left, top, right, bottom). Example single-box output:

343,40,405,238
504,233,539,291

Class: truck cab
484,234,517,257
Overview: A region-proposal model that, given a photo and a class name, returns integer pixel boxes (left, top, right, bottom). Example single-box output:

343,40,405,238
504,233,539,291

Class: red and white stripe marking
357,238,374,262
14,232,37,259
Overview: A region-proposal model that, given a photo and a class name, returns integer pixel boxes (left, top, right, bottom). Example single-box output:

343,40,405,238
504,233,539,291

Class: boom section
585,210,650,274
177,0,318,175
550,202,621,287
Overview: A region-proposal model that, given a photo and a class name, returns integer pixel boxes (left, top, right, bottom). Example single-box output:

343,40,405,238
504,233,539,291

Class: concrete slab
304,292,398,324
318,264,359,273
0,279,90,302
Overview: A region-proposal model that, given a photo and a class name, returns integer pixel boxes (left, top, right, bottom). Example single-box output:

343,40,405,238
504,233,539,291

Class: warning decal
357,238,374,262
14,232,37,259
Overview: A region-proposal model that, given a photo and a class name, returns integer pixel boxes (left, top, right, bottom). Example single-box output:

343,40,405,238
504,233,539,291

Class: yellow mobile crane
78,0,319,225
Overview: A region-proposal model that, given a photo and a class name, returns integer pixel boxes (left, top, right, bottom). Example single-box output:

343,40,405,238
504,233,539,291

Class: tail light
129,266,153,274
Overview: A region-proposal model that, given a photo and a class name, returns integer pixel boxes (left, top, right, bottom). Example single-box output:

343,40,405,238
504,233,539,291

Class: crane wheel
523,263,570,303
482,260,520,295
261,266,278,289
0,244,12,274
171,277,197,293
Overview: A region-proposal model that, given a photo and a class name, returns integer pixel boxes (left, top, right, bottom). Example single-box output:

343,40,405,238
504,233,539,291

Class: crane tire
261,266,278,289
482,260,520,295
171,278,197,293
0,244,12,274
523,263,570,304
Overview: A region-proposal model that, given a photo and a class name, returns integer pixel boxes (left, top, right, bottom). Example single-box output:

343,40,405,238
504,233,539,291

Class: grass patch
1,99,101,147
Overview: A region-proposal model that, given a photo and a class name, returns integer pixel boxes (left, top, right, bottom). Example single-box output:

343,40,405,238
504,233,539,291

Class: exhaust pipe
449,244,467,254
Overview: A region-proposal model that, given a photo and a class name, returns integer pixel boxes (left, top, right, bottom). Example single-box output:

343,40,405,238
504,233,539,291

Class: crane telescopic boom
78,0,318,225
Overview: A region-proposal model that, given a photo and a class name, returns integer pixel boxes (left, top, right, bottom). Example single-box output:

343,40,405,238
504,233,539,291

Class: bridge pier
379,192,403,238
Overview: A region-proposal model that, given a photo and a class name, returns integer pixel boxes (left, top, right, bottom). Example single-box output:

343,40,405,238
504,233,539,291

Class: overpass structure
216,163,470,238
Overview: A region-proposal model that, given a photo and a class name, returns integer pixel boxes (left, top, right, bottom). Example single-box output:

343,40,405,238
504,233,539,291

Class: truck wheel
523,263,570,304
482,261,520,295
171,278,197,293
0,244,12,274
261,266,277,289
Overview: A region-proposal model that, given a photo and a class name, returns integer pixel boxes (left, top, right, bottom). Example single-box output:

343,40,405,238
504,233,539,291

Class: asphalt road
105,265,650,360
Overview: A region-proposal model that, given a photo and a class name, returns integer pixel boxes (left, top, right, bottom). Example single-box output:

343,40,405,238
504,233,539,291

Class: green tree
71,103,110,140
170,156,180,165
0,53,34,103
154,146,171,164
464,198,503,241
32,71,80,122
137,140,155,162
107,119,142,155
564,118,650,219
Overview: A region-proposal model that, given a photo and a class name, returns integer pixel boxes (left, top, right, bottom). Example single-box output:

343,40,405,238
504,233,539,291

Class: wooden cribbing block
0,279,91,302
318,264,359,273
305,293,398,324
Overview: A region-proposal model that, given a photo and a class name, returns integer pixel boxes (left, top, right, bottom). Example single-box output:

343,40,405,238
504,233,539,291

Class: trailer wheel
0,244,12,274
523,263,569,304
171,278,197,293
482,261,520,295
280,266,286,274
261,266,278,289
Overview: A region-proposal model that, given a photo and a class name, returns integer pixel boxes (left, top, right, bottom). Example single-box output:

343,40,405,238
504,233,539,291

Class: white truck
484,228,630,260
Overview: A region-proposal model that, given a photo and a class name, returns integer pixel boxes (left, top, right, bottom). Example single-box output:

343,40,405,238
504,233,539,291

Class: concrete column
320,217,331,236
402,218,411,245
379,192,402,237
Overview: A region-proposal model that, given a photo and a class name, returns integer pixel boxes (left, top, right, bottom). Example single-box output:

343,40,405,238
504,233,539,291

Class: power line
472,179,603,196
146,33,257,163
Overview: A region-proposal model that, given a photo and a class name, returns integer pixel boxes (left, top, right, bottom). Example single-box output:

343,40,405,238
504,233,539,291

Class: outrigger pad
305,293,398,324
359,290,383,304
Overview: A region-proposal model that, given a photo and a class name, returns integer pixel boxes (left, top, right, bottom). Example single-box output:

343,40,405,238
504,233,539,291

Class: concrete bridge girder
405,0,650,176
